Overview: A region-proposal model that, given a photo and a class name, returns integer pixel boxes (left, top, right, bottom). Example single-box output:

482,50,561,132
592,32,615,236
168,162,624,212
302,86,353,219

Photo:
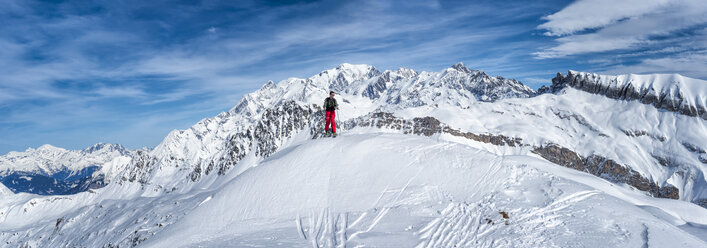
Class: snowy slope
0,63,706,247
380,87,707,204
3,133,703,247
114,62,537,194
143,133,705,247
0,183,11,195
125,63,704,205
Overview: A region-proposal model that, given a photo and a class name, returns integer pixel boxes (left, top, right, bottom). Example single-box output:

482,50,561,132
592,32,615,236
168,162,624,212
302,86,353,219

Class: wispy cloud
535,0,707,79
94,86,147,98
536,0,707,57
597,51,707,77
538,0,673,36
2,0,543,153
2,0,702,154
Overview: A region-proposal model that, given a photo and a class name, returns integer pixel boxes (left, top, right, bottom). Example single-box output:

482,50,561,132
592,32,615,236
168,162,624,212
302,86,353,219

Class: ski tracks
515,190,599,223
416,202,501,248
296,208,349,248
416,190,601,248
296,206,398,248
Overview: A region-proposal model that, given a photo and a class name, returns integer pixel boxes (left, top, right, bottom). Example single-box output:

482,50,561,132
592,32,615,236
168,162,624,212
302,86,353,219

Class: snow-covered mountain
0,143,132,195
117,62,537,194
0,63,705,247
0,143,130,176
540,70,707,119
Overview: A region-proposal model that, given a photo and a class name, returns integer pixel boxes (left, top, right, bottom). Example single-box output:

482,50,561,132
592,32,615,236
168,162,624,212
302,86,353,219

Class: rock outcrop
342,111,681,201
543,71,707,120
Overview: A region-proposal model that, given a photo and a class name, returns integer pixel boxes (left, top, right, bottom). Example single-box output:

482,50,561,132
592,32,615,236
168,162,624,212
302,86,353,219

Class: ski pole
336,109,340,133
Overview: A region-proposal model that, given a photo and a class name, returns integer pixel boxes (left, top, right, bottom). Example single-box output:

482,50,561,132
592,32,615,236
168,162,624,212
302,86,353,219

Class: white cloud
94,86,147,98
535,0,707,79
597,51,707,79
537,0,707,58
0,0,555,153
538,0,672,36
534,35,642,58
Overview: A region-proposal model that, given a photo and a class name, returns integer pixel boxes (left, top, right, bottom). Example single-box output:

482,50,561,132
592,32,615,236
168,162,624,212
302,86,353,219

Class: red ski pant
325,110,336,133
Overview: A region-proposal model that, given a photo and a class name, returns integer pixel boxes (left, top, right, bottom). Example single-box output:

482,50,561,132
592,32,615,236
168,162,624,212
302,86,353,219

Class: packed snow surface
1,133,705,247
143,133,706,247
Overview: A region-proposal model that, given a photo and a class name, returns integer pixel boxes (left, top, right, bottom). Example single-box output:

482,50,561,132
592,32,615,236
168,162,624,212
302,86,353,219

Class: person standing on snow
323,91,339,137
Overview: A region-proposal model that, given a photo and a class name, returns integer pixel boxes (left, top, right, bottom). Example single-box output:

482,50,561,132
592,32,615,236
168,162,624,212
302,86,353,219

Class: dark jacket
324,97,338,111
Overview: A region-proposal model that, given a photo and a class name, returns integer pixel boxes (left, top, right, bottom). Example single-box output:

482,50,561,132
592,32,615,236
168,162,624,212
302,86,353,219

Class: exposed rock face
123,101,324,184
104,65,700,205
111,95,698,205
532,144,679,199
443,127,524,147
359,62,536,107
123,150,154,184
436,62,537,103
681,142,707,165
328,64,382,93
362,69,418,100
340,112,521,147
341,112,445,136
341,112,680,200
546,71,707,120
695,199,707,208
199,101,321,180
622,129,666,142
682,142,706,154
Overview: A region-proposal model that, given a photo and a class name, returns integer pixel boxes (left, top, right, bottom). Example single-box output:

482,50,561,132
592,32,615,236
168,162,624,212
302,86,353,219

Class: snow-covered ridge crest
136,63,706,205
0,142,131,176
2,63,707,247
141,62,536,189
229,62,535,116
544,70,707,119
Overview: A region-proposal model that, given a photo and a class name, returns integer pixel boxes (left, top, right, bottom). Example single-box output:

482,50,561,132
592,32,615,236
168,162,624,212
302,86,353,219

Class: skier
323,91,339,137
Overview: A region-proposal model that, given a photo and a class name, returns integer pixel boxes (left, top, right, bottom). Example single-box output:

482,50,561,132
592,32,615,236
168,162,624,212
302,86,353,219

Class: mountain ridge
107,62,705,206
2,63,705,204
0,142,131,176
541,70,707,119
1,63,706,247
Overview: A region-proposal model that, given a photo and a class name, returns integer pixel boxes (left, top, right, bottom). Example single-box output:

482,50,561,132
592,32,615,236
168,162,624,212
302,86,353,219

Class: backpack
324,97,338,110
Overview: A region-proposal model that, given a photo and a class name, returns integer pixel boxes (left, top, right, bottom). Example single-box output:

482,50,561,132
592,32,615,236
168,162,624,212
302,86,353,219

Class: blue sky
1,0,706,154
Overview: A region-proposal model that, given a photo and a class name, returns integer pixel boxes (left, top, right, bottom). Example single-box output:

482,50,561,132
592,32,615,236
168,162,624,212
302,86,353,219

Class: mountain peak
450,62,472,73
82,143,127,155
336,63,373,71
260,80,276,90
36,144,64,152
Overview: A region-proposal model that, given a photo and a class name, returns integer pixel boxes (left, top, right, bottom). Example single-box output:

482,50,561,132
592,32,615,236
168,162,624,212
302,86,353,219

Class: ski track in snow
1,133,706,248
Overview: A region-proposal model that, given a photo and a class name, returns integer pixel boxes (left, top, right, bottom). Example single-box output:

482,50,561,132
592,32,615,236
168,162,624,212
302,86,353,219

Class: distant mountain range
1,63,705,247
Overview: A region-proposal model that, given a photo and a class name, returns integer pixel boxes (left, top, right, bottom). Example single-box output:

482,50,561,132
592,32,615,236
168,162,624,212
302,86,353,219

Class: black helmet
329,91,335,94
